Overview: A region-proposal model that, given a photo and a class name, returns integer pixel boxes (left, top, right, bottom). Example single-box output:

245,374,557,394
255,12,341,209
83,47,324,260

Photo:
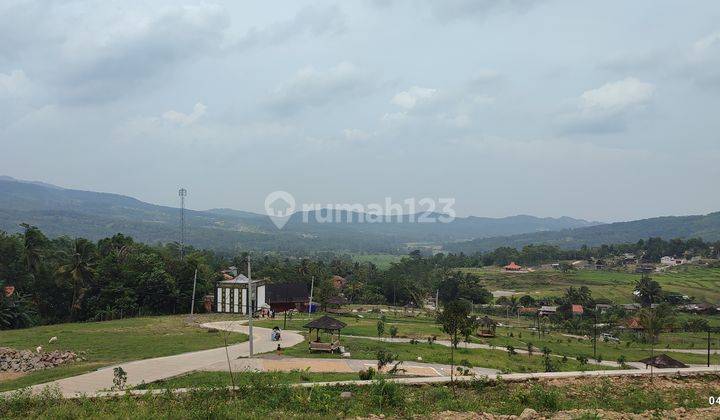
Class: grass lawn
255,311,449,339
482,326,717,365
0,314,247,392
6,374,719,418
458,265,720,303
280,335,616,373
134,370,364,390
349,253,403,269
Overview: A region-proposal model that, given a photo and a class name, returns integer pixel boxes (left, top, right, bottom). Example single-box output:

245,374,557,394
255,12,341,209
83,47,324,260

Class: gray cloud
267,62,377,116
234,5,345,50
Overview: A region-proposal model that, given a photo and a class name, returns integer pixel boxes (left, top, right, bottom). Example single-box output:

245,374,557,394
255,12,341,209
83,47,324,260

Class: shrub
369,379,405,409
389,325,398,338
358,367,376,380
112,367,127,390
506,345,516,356
377,349,396,371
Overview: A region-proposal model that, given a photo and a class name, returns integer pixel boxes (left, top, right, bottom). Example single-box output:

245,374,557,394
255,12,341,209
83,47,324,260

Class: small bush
358,367,376,381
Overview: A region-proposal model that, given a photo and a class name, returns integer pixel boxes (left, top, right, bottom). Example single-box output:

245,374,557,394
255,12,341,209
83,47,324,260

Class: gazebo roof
637,354,688,369
478,316,497,326
303,315,347,331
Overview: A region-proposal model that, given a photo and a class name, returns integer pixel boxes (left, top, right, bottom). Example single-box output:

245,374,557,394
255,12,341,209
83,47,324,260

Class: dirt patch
0,371,26,382
361,406,720,419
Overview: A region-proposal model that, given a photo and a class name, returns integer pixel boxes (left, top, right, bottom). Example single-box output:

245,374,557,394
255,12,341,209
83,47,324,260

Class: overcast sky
1,0,719,222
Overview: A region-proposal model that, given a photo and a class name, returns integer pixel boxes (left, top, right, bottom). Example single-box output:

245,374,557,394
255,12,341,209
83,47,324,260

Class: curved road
22,322,303,397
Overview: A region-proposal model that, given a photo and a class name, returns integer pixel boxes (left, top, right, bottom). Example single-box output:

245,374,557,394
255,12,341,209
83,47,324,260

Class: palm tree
634,275,662,307
20,223,46,275
56,239,97,319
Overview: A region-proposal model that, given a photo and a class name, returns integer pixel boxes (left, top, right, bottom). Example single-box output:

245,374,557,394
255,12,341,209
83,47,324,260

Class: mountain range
0,176,599,254
2,176,719,255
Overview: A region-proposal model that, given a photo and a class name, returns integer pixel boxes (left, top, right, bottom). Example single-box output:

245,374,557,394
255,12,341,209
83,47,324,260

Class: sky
1,0,719,222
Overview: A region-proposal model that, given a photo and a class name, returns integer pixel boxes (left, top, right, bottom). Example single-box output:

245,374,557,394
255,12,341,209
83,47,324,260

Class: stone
340,391,352,399
518,408,539,419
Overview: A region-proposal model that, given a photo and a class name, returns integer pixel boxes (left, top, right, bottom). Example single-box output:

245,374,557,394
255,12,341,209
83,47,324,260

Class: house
594,260,606,270
265,282,310,312
661,256,686,266
518,307,538,315
539,305,557,316
503,262,522,271
215,273,267,314
635,264,655,274
625,317,644,331
571,304,584,316
621,303,641,312
595,304,613,314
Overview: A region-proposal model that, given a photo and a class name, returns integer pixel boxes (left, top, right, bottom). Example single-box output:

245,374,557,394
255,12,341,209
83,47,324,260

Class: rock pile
0,347,78,372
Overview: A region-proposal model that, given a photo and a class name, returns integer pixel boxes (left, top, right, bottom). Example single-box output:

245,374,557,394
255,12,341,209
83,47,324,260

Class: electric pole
308,276,315,314
178,188,187,260
189,268,197,322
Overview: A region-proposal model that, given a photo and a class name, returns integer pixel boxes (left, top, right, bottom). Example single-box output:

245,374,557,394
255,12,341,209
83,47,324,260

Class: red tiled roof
504,262,522,270
571,304,584,314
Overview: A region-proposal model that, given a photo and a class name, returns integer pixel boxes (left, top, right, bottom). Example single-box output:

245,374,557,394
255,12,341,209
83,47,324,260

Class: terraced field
458,265,720,303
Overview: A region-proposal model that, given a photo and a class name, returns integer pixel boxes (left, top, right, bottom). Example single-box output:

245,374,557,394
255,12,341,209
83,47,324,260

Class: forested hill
446,212,720,253
0,176,597,254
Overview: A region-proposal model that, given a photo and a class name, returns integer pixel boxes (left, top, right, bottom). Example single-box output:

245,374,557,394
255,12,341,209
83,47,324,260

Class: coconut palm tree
56,238,97,320
20,223,46,275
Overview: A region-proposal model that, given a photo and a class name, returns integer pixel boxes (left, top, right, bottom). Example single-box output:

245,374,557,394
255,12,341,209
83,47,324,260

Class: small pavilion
638,354,688,369
476,316,498,337
303,315,347,353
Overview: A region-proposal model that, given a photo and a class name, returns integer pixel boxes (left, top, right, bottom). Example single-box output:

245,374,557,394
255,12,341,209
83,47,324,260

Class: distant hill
0,177,598,254
445,212,720,253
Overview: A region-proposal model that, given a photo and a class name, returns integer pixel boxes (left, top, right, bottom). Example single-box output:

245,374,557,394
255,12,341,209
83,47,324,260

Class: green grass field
135,370,363,390
480,326,717,366
458,265,720,303
0,315,247,392
255,312,448,339
349,254,404,269
279,335,615,373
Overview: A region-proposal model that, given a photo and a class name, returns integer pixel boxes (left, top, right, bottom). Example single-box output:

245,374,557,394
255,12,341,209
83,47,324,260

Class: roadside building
215,274,267,314
539,305,557,316
265,282,310,312
571,304,584,317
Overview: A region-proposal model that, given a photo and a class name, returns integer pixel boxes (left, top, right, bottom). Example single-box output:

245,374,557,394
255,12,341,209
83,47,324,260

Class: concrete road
15,321,303,397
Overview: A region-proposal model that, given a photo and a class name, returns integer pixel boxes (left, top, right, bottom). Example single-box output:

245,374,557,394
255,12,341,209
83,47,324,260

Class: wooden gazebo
638,354,688,369
476,316,498,337
303,315,347,353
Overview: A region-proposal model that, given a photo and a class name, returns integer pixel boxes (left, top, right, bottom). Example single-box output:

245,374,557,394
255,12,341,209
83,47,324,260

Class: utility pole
178,188,187,260
189,268,198,322
247,256,253,357
709,329,712,368
308,276,315,314
593,312,598,359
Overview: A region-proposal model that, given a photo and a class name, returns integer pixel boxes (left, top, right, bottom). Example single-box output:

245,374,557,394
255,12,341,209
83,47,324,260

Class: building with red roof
503,262,522,271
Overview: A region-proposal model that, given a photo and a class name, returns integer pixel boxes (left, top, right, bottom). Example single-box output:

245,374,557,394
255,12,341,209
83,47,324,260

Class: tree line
2,226,718,330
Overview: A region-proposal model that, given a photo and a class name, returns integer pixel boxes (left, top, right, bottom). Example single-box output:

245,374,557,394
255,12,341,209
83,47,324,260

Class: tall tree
56,238,97,319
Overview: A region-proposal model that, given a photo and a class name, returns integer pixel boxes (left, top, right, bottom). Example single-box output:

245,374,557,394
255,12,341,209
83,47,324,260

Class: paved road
203,355,499,378
16,321,303,397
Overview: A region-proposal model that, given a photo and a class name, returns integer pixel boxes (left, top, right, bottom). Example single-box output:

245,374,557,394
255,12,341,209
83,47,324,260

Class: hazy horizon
2,1,719,221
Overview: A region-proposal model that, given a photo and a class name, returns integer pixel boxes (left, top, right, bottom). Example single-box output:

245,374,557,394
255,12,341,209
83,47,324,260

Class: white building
215,274,267,314
660,256,686,266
